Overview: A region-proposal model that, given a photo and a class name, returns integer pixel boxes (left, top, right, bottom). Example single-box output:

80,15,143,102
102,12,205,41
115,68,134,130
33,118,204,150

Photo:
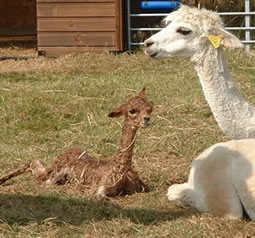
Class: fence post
245,0,251,52
127,0,131,52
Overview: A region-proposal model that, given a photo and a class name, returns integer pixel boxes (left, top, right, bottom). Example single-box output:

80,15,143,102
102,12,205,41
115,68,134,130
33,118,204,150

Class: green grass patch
0,50,255,237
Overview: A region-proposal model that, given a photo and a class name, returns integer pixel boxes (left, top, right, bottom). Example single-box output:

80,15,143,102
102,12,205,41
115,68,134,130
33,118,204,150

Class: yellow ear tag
208,35,224,48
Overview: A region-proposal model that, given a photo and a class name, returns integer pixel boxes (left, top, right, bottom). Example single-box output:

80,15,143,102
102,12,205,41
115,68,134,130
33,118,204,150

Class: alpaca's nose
144,116,150,121
144,39,154,48
143,117,151,127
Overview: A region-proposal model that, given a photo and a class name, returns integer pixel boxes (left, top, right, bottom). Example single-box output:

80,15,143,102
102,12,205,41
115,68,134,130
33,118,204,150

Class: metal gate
127,0,255,51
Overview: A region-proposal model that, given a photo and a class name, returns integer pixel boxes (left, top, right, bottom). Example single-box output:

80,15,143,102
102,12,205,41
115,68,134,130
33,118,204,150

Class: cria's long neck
117,120,137,165
192,46,252,138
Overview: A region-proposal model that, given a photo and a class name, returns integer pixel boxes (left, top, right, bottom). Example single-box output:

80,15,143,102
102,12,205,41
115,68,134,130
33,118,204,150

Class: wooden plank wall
37,0,123,56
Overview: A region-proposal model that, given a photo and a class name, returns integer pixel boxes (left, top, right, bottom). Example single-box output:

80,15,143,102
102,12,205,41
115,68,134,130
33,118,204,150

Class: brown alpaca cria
0,88,153,199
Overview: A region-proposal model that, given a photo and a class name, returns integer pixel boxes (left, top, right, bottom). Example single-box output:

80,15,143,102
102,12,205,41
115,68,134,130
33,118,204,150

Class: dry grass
182,0,255,12
0,42,37,58
0,45,255,238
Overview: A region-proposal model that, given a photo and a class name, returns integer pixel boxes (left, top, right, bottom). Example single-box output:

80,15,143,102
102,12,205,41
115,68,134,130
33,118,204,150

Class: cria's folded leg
96,176,128,200
46,167,72,187
126,170,149,194
125,177,149,194
30,160,47,179
97,185,108,199
96,185,118,200
96,185,121,208
135,177,149,193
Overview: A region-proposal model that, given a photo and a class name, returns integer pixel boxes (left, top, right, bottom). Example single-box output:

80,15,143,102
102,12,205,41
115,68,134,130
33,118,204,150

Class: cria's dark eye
177,27,192,35
129,109,136,115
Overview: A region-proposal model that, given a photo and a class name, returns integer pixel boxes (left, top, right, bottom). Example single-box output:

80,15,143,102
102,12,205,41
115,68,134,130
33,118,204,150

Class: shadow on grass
0,193,194,226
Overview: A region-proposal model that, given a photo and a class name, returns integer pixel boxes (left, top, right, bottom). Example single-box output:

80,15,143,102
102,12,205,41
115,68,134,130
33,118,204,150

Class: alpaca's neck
116,120,137,166
191,46,255,139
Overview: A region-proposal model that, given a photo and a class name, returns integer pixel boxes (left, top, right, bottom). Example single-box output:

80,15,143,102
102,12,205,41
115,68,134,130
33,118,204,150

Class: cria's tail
0,162,31,185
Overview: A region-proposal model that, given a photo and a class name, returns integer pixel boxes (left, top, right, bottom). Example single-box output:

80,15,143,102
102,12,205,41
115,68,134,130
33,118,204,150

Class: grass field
0,46,255,238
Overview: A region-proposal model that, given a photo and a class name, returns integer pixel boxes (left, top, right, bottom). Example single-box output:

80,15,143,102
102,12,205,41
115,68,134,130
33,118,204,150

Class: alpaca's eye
177,27,192,35
129,109,136,115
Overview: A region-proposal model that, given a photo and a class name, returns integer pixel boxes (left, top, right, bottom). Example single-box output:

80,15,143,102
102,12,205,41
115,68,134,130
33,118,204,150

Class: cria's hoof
30,160,46,177
98,197,120,208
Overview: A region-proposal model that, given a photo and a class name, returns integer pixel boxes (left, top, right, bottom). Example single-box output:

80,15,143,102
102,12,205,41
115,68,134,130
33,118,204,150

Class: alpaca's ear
108,105,124,118
208,27,243,48
139,87,146,98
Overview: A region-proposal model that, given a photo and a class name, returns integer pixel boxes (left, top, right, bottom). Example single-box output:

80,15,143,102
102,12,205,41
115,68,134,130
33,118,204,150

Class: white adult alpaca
144,5,255,139
166,139,255,220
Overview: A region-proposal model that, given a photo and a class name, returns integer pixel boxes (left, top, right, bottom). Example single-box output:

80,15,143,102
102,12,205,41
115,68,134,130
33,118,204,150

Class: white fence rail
127,0,254,51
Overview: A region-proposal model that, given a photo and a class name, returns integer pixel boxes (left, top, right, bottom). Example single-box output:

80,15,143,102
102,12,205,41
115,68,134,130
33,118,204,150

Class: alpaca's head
144,5,243,59
108,88,153,129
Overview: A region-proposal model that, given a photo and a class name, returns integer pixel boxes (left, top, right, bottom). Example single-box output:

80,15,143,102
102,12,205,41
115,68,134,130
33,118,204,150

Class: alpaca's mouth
145,51,158,58
149,52,158,58
144,48,158,58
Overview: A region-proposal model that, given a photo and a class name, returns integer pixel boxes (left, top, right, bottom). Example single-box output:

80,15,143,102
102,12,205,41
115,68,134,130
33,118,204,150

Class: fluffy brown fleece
1,88,153,199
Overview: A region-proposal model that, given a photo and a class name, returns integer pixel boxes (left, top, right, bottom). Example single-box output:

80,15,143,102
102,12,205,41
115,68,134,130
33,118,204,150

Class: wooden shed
0,0,36,39
36,0,124,57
